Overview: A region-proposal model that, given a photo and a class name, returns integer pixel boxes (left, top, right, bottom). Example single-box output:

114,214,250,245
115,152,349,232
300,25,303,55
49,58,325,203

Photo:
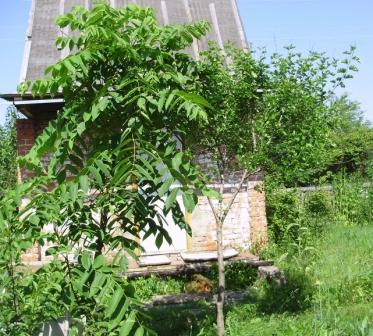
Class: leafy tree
0,106,17,197
254,46,359,186
190,44,360,186
1,3,216,334
327,95,373,176
186,44,359,335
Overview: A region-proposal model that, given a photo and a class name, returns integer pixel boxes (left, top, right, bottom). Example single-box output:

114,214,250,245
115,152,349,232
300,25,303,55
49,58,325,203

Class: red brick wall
17,119,50,181
17,119,36,156
17,119,46,262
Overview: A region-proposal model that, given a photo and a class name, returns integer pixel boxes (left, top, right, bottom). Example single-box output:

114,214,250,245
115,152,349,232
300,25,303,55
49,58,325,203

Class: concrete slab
180,248,239,262
138,255,171,267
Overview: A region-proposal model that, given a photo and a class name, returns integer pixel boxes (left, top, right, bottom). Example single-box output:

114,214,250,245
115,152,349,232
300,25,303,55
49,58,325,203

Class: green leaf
92,104,100,121
29,214,40,225
119,311,136,336
69,182,79,203
159,178,174,197
96,160,111,177
134,326,145,336
155,234,163,249
172,152,183,170
202,188,221,200
89,166,103,186
93,255,105,269
77,122,86,136
109,297,131,331
164,143,176,157
83,111,91,122
182,191,198,213
81,252,92,270
79,175,90,193
165,91,176,110
105,286,125,318
89,272,106,297
165,187,179,212
175,91,212,109
157,90,167,112
137,97,146,110
98,97,110,112
45,246,58,256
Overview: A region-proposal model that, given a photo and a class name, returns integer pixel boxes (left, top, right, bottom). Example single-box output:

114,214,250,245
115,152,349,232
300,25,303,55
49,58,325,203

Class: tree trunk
216,217,225,336
207,169,250,336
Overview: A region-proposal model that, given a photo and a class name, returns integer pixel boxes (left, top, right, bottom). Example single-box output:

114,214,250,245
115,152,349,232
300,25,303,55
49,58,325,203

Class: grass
138,221,373,335
221,303,373,336
315,225,373,306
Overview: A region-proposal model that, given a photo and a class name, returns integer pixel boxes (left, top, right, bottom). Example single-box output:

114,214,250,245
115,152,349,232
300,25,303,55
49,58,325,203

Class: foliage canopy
188,44,360,186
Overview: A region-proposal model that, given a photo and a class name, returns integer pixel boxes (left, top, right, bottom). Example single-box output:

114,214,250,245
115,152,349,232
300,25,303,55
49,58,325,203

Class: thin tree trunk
208,169,250,336
216,215,225,336
216,171,225,336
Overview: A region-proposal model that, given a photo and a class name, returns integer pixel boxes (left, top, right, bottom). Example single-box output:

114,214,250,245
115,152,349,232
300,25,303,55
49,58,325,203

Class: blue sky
0,0,372,124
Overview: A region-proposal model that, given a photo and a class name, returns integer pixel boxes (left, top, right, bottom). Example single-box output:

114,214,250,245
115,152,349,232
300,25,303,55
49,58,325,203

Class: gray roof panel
22,0,247,82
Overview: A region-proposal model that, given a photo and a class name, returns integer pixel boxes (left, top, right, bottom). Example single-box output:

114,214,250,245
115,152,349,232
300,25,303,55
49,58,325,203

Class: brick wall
17,118,49,181
17,119,36,156
17,119,48,262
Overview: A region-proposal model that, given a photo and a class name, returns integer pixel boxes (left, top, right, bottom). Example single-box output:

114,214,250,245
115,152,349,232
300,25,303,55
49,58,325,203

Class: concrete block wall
189,175,268,252
248,174,268,247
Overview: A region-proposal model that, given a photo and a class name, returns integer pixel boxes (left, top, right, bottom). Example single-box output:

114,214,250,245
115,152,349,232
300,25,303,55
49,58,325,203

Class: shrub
256,268,315,314
131,276,186,302
332,173,373,226
208,262,258,291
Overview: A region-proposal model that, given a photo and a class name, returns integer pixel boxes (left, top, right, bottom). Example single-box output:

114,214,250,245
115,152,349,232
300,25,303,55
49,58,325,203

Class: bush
131,276,186,302
332,173,373,226
304,191,331,216
208,262,258,291
266,189,302,245
256,268,315,314
0,107,17,197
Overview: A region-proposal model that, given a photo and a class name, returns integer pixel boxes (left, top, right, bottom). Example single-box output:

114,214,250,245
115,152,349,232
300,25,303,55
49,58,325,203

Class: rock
258,265,286,286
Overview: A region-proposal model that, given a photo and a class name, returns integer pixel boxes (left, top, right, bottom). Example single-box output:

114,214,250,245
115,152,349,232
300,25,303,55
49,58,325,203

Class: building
0,0,267,262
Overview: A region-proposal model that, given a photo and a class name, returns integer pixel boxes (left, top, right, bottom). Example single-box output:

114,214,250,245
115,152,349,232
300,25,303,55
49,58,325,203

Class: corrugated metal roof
21,0,248,82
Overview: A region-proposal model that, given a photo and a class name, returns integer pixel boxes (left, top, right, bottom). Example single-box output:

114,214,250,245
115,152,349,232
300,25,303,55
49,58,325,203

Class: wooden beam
126,257,273,279
145,290,255,307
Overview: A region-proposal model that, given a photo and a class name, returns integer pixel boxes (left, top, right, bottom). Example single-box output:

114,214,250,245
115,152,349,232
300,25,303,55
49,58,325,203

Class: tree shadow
141,267,315,335
39,320,67,336
255,268,315,314
143,301,215,336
